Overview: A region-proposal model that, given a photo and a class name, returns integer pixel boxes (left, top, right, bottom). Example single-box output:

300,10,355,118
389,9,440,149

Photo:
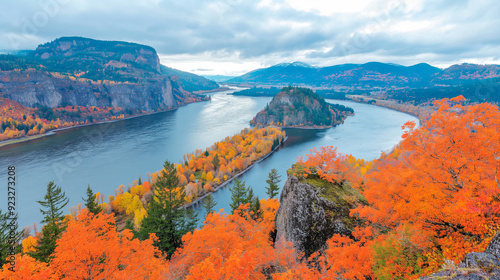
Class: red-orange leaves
298,146,362,186
50,209,166,279
168,205,275,280
0,254,55,280
355,97,500,269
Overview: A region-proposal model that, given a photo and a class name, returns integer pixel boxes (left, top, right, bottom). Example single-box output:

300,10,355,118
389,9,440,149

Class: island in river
251,86,354,128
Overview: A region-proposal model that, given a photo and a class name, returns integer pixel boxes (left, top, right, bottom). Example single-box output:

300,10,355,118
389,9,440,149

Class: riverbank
184,135,288,210
193,87,231,94
0,111,165,148
345,95,433,124
0,97,216,149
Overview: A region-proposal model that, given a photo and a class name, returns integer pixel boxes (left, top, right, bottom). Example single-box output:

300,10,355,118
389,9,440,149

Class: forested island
251,86,353,128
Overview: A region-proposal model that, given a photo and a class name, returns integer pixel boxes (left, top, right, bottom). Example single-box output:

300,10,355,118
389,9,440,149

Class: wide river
0,88,417,228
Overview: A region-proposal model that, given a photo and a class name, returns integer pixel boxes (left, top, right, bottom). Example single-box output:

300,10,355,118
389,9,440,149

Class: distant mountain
431,63,500,85
227,61,500,90
0,37,209,111
228,61,318,85
160,65,219,92
251,86,353,128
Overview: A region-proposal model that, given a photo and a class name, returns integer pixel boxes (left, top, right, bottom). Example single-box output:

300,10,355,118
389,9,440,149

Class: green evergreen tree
82,185,101,215
0,210,23,267
251,196,262,219
229,178,248,213
212,154,220,170
31,181,69,263
138,176,142,185
266,168,282,199
246,187,255,206
137,160,198,259
124,219,134,231
201,194,217,219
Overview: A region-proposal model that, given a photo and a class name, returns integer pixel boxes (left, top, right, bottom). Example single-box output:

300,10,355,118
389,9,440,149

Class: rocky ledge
274,171,366,258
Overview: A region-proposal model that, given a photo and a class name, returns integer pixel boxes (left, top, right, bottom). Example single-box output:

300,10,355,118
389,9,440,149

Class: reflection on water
282,128,327,146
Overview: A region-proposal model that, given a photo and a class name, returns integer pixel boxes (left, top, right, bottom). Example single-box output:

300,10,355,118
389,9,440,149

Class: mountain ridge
227,61,500,89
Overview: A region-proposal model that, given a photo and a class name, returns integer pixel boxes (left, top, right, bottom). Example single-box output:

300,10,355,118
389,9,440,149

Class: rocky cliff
0,69,178,111
421,232,500,279
0,37,212,111
275,171,366,258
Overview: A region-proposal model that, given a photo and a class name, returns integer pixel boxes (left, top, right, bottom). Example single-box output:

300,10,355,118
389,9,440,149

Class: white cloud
1,0,499,75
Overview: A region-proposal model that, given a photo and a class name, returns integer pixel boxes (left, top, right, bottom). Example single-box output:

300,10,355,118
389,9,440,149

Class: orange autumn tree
297,146,364,186
167,199,318,279
348,96,500,278
0,254,55,280
50,209,166,279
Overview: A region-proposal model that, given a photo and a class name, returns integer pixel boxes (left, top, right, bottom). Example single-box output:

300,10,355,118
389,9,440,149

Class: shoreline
184,135,288,209
0,109,175,148
193,87,231,94
343,95,427,124
0,96,220,149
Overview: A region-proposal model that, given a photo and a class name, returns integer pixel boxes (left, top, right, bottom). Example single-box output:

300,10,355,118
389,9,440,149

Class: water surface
0,90,417,228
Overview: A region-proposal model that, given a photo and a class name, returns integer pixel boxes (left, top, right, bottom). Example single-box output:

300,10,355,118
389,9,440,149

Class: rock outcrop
275,172,366,258
251,86,353,128
421,232,500,279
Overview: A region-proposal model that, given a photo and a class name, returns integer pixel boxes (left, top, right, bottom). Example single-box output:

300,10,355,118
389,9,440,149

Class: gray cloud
1,0,499,74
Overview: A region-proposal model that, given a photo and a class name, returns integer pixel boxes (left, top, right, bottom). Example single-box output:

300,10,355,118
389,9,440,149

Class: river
0,88,418,228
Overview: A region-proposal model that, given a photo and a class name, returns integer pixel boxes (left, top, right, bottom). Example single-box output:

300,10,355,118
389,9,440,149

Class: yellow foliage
22,236,38,253
134,208,147,229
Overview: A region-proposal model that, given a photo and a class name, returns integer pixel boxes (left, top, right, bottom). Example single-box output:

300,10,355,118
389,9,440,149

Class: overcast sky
1,0,500,75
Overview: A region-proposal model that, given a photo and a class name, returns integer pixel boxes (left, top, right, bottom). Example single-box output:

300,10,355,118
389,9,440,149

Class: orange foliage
175,127,286,202
0,97,129,141
355,97,500,263
298,146,363,186
169,201,283,279
0,254,55,280
50,209,166,279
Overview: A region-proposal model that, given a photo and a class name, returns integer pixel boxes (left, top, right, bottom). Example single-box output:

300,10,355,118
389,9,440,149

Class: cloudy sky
1,0,500,76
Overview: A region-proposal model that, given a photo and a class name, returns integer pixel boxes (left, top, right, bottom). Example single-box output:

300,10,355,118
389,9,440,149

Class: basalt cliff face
0,69,178,111
275,172,366,258
0,37,212,111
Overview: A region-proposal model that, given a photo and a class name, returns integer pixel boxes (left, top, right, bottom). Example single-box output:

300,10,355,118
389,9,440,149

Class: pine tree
246,187,255,206
137,160,198,259
31,181,69,263
0,210,23,267
212,154,220,170
229,178,248,213
266,168,281,199
251,196,262,219
82,185,101,215
201,194,217,219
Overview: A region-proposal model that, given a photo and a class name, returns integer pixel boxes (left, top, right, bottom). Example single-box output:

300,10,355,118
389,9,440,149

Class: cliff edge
275,171,366,258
